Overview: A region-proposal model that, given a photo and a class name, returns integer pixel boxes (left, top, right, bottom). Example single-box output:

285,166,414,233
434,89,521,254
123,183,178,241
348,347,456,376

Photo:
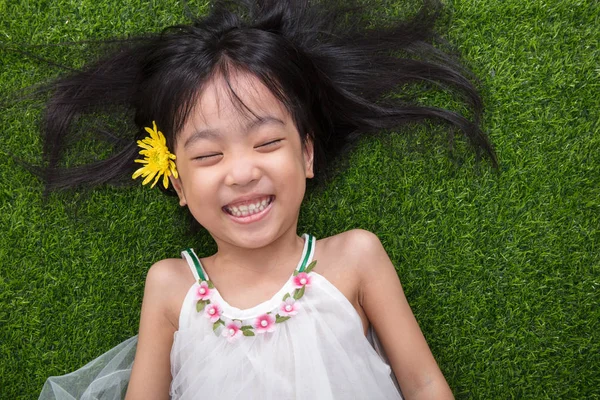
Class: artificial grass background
1,0,598,398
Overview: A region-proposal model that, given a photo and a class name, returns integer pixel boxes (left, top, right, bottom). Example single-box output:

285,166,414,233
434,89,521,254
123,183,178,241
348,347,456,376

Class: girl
37,0,495,398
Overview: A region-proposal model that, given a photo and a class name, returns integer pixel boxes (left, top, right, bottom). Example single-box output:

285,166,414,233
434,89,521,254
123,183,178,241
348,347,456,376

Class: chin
219,225,296,250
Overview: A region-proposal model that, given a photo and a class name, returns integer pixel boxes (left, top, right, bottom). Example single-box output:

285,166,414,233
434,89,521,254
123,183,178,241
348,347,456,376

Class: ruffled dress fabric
39,336,136,400
39,235,402,400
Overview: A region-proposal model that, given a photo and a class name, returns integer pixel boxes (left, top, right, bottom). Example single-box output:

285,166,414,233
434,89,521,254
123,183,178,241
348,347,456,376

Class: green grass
1,0,599,398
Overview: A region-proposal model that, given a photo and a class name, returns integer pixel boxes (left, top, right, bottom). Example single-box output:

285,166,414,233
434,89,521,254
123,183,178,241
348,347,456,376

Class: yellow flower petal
137,142,153,151
150,172,162,188
142,170,157,186
169,160,179,179
144,122,156,137
132,166,147,179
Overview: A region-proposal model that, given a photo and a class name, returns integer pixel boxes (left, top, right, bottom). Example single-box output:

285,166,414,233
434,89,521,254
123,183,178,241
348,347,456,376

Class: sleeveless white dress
39,234,402,399
171,234,402,399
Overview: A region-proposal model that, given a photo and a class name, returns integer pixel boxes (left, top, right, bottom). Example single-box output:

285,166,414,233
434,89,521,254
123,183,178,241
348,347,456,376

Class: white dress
39,234,402,400
171,234,402,399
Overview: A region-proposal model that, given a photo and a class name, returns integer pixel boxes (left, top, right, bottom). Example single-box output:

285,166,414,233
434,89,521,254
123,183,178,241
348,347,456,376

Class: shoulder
319,229,400,294
319,229,389,269
143,257,197,328
145,257,194,292
319,228,381,249
315,229,396,333
316,229,394,289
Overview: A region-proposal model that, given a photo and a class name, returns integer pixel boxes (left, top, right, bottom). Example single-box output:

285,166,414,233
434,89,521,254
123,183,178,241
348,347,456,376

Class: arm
126,260,180,400
353,230,454,400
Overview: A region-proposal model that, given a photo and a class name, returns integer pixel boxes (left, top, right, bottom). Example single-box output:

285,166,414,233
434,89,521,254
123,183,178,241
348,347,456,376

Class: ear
170,176,187,207
303,138,315,179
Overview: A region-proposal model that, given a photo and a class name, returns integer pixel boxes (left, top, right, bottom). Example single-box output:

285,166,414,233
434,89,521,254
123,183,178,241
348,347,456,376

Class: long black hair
37,0,497,193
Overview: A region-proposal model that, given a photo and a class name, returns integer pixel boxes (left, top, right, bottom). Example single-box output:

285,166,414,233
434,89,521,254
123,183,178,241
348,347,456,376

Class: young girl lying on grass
37,0,495,398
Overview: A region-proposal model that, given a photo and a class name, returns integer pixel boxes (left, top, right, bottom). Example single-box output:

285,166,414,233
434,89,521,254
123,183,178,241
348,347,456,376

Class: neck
211,228,305,275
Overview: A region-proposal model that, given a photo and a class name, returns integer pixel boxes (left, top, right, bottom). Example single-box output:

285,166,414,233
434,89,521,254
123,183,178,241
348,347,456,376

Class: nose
224,152,262,187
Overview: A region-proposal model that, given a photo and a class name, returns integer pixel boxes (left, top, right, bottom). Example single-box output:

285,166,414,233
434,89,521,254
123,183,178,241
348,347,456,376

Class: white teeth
226,197,272,217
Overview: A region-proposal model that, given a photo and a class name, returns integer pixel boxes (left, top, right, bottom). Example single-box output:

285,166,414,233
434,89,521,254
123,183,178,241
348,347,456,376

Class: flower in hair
132,121,178,189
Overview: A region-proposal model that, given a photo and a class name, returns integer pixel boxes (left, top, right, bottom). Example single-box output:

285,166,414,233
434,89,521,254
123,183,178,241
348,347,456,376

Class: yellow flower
132,121,178,189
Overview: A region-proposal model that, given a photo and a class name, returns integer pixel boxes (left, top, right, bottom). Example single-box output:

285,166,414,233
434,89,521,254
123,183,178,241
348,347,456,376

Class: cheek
279,149,310,180
273,147,308,174
178,168,220,204
273,155,308,198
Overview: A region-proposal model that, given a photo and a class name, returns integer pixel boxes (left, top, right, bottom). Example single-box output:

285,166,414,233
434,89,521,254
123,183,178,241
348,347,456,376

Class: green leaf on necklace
304,260,317,274
282,292,291,301
207,280,215,289
243,330,255,337
212,319,224,331
275,315,290,323
240,325,253,331
196,300,208,313
293,286,305,300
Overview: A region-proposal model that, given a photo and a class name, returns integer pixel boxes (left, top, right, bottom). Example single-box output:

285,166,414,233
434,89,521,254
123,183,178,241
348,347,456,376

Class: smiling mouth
223,195,274,218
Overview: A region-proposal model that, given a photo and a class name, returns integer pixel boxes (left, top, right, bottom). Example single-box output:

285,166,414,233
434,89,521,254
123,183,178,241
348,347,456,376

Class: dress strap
181,248,208,281
182,235,314,280
298,234,316,272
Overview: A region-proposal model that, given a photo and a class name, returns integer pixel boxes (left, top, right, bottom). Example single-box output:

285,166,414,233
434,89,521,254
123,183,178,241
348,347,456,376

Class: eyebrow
183,116,285,148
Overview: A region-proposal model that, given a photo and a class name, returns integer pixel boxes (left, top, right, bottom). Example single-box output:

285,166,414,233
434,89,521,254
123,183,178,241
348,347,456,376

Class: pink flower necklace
194,263,316,341
183,235,317,342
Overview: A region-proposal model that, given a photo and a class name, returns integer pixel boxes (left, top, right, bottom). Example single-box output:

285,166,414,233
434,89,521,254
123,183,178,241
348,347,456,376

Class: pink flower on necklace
195,281,212,301
293,272,312,289
279,297,299,317
221,319,243,342
253,313,276,334
204,303,222,323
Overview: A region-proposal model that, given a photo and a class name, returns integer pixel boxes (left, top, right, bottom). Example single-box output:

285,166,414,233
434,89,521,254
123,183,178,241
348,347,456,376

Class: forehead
186,70,289,133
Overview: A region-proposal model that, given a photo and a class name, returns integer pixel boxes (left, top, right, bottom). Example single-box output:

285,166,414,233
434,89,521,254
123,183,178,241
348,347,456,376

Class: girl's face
171,71,314,250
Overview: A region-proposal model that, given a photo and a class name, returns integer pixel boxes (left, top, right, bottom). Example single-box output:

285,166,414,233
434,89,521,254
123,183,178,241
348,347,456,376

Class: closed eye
256,139,282,149
194,153,222,162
